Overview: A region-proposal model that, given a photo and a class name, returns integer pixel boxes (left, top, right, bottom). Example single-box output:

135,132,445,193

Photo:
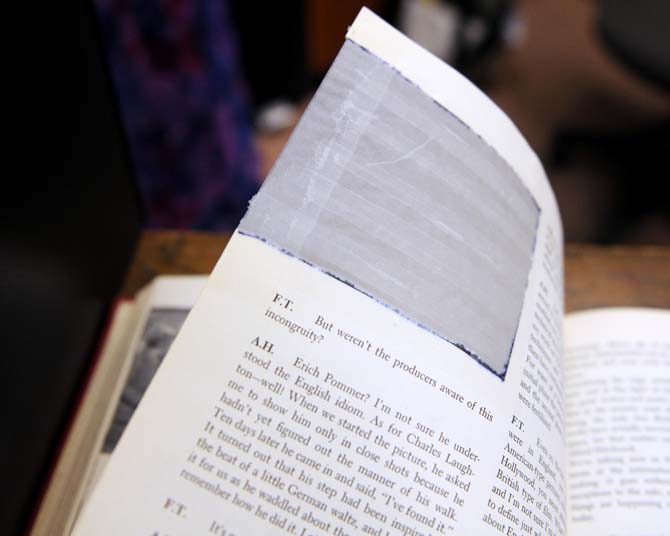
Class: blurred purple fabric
95,0,260,230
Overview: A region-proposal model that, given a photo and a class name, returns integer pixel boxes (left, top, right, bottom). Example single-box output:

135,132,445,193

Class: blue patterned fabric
95,0,260,230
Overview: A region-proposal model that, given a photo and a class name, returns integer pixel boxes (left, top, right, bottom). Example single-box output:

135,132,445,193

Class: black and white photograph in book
104,308,190,452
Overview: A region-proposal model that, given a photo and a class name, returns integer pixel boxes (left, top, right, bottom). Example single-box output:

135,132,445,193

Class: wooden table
122,231,670,312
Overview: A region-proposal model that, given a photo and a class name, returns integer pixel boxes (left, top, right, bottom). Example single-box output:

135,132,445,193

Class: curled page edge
346,7,562,237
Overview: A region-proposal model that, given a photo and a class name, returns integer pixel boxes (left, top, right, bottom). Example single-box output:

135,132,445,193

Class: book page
33,276,207,536
77,277,207,502
73,9,566,536
101,276,207,453
565,309,670,536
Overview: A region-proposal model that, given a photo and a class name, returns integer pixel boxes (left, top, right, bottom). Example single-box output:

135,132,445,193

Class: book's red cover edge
24,297,134,535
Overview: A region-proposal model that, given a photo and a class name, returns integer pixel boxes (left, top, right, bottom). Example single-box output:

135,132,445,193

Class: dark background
3,4,141,534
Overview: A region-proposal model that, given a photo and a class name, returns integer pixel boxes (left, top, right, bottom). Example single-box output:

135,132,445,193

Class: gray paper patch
240,41,539,378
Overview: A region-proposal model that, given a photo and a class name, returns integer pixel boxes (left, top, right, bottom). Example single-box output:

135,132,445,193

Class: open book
29,276,207,536
71,9,670,536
